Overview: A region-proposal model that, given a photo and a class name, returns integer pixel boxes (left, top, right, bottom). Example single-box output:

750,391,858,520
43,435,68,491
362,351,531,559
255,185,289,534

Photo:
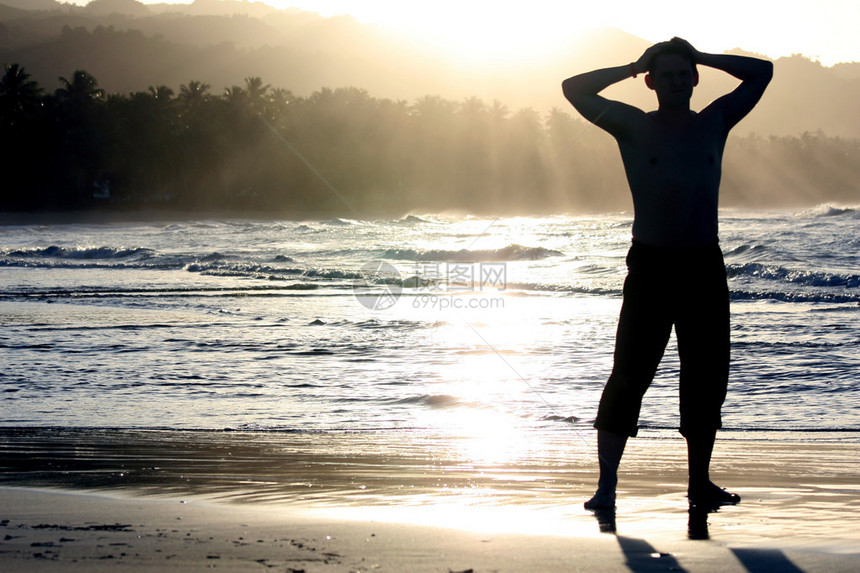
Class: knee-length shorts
594,240,730,438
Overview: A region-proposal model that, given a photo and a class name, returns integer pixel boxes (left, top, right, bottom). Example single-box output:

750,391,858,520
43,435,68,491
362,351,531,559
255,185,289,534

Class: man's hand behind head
670,37,702,63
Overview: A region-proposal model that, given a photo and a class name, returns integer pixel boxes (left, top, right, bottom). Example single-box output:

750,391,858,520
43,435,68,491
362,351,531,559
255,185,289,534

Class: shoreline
1,428,858,570
1,480,858,572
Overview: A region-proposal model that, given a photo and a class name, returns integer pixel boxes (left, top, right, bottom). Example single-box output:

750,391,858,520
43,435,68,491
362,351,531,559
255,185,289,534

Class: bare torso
616,109,727,248
561,43,772,250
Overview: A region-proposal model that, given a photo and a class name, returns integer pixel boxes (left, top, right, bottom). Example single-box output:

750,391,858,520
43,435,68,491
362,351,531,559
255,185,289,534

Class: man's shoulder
578,98,648,138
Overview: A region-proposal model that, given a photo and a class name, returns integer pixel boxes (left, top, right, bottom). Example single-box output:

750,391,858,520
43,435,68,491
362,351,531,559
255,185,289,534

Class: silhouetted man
562,38,772,509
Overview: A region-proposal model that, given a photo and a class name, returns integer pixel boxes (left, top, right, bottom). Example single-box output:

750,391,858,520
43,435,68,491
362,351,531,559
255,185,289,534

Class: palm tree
488,99,509,125
55,70,104,106
148,85,174,102
223,85,247,105
270,88,295,106
0,63,43,121
1,64,47,207
458,96,487,122
244,76,270,109
267,87,296,125
50,71,108,205
178,80,211,114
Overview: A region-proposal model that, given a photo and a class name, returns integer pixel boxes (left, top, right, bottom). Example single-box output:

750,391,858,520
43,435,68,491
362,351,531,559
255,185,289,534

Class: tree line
1,63,857,215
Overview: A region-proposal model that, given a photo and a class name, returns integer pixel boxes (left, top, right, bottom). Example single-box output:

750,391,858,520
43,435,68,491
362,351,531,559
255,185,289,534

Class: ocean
1,205,858,445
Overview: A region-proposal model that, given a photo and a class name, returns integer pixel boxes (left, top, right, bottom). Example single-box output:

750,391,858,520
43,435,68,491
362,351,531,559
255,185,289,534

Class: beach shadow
588,505,806,573
731,548,806,573
690,506,807,572
616,536,689,573
587,510,689,573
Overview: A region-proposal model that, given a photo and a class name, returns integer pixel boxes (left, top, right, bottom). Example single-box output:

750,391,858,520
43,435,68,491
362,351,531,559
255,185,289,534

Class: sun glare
391,6,576,64
265,1,602,64
116,1,859,65
262,0,857,66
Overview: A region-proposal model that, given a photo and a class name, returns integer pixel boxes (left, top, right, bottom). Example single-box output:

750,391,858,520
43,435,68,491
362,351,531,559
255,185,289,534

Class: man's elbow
561,77,581,104
561,78,572,98
760,60,774,84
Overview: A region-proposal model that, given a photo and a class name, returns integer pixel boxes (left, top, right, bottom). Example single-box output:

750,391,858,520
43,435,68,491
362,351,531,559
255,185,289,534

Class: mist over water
0,206,857,439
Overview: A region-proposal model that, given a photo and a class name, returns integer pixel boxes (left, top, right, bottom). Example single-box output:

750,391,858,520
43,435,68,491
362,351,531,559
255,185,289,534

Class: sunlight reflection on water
1,210,858,433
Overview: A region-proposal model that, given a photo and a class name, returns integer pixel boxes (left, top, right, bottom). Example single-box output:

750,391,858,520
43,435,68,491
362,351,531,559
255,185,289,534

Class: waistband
627,239,725,272
630,239,721,253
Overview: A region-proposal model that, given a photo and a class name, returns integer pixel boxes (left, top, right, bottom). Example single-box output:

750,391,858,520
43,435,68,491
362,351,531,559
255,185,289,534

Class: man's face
648,54,697,108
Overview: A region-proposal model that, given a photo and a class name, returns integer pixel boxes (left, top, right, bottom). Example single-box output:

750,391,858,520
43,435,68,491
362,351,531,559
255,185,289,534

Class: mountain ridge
1,0,857,137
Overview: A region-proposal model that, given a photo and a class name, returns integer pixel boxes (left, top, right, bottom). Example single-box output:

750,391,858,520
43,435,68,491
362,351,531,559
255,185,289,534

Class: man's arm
675,38,773,131
561,41,670,136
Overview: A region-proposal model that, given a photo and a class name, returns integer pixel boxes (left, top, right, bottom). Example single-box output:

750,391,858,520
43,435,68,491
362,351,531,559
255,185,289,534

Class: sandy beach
1,429,858,571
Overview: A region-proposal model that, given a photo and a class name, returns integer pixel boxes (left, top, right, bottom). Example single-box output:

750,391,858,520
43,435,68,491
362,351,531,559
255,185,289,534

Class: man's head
646,42,697,76
645,42,699,108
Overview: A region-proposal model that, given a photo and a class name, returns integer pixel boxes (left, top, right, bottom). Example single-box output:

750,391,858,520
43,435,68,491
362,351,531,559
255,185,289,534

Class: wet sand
1,428,858,571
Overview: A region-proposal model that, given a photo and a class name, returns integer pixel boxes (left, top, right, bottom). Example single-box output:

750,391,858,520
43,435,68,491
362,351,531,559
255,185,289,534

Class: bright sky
75,1,859,66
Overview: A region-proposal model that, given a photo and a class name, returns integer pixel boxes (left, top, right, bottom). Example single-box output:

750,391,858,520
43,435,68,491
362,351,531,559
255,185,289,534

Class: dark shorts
594,240,730,438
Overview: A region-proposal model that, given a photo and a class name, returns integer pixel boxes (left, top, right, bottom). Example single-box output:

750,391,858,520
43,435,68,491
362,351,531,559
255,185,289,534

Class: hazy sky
74,1,858,66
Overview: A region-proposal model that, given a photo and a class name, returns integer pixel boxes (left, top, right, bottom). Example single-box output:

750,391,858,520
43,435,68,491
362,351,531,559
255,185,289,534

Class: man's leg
685,429,739,504
586,243,671,509
677,247,738,505
686,428,715,487
584,429,628,509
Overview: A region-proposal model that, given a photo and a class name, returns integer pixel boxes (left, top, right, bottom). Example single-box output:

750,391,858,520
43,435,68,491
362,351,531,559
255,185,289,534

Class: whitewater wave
798,204,858,218
727,263,860,289
0,246,360,282
722,244,770,261
394,214,433,225
6,245,156,260
542,414,581,423
323,217,364,226
383,243,563,262
729,289,860,303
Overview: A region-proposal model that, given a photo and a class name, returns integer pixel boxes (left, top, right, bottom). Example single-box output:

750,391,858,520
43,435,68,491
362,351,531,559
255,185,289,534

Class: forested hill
1,1,858,215
1,0,859,138
2,66,857,214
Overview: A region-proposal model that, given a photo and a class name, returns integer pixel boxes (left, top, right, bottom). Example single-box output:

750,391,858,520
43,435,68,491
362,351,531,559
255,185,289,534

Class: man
562,38,772,509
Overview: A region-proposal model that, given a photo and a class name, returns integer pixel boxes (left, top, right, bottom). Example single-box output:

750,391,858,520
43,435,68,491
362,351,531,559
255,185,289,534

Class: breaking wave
727,263,860,289
383,244,563,262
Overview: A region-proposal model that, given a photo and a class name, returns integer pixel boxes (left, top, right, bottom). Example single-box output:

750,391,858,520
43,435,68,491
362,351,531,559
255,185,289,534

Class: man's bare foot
688,481,740,506
584,490,616,510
